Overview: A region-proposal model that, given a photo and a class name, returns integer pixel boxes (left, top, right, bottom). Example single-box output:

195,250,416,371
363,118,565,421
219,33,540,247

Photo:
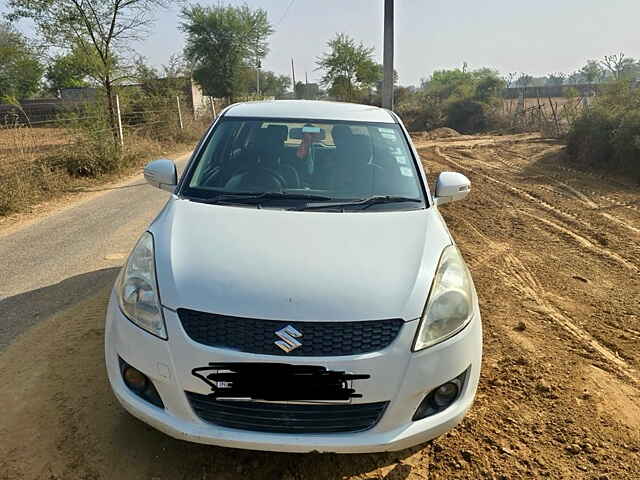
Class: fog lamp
412,368,469,421
433,382,459,408
123,366,148,393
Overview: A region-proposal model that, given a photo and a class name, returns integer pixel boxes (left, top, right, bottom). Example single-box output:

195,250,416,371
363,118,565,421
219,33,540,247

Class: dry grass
0,117,209,217
0,127,75,167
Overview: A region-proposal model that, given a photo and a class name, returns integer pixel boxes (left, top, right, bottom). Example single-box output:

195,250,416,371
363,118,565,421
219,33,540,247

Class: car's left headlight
116,231,167,339
413,245,475,351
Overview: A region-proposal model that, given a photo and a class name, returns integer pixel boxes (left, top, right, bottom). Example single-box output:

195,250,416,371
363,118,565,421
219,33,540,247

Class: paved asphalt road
0,153,190,350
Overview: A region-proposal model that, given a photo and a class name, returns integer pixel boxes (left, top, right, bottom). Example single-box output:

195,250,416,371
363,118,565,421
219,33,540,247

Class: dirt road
1,134,638,479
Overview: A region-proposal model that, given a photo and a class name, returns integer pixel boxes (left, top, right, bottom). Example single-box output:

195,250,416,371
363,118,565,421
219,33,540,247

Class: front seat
224,128,284,191
266,125,300,188
330,135,377,195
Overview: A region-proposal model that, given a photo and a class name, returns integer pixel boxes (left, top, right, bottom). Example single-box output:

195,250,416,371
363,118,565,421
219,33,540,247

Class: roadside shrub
566,110,615,166
0,161,69,216
395,67,506,134
446,100,488,134
566,80,640,176
396,96,446,132
610,109,640,176
58,129,122,177
0,171,24,216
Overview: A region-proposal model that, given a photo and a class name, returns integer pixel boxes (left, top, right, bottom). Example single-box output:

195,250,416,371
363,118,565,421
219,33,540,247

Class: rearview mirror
435,172,471,206
290,126,326,140
144,158,177,192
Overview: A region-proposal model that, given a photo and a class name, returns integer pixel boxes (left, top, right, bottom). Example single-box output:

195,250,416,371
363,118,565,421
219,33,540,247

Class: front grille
177,308,404,356
186,392,388,433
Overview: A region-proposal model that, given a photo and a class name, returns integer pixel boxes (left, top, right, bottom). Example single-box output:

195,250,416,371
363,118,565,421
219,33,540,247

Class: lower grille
186,392,388,434
177,308,404,356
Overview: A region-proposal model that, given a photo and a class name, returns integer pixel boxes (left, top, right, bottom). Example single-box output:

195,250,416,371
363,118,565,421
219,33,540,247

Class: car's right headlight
116,231,167,339
413,245,474,351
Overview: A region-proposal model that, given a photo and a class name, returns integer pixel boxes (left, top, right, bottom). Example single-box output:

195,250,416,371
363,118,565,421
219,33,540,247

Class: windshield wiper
291,195,423,211
187,191,334,205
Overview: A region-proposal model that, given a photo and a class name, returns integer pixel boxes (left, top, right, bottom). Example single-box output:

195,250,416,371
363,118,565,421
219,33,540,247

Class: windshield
180,117,426,210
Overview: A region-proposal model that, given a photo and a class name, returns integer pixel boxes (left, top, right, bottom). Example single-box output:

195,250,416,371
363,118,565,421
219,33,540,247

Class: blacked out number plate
192,363,370,401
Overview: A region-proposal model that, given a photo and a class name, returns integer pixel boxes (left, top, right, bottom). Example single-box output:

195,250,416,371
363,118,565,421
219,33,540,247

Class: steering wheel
237,166,287,191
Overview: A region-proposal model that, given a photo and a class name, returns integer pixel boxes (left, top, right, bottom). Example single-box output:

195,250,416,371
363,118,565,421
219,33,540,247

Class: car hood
150,199,452,321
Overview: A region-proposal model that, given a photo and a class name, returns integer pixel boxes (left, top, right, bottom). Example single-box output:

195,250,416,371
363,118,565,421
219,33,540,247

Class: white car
105,100,482,453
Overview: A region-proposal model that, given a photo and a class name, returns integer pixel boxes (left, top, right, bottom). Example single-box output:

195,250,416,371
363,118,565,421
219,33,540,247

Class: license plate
192,362,370,402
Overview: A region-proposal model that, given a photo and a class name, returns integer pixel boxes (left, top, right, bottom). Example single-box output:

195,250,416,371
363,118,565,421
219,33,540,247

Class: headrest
254,127,285,150
331,125,353,145
349,134,372,159
266,124,288,143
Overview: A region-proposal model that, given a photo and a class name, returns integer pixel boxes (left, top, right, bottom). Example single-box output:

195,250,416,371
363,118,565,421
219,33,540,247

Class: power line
275,0,296,28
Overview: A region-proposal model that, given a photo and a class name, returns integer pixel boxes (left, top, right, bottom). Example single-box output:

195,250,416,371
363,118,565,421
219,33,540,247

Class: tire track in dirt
455,217,512,271
496,146,640,221
454,145,640,237
433,146,640,274
425,141,640,389
497,251,640,388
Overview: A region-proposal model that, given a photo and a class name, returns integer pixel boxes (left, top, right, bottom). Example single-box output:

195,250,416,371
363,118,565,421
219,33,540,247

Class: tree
504,72,517,89
566,71,583,85
133,54,189,98
515,74,533,88
7,0,173,138
425,69,476,101
422,68,503,103
475,74,505,102
46,49,91,93
316,33,380,102
601,53,637,80
373,63,397,99
181,3,273,101
0,21,43,99
581,60,605,84
546,73,566,86
253,70,290,98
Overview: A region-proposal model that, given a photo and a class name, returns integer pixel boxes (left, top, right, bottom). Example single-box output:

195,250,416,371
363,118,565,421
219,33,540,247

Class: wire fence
0,94,217,215
1,95,214,168
500,92,589,137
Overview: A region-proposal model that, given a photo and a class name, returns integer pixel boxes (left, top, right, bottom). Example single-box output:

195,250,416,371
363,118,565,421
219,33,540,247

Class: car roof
224,100,396,123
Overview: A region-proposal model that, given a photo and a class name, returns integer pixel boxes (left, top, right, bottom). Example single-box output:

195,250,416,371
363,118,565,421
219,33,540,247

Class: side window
189,121,241,186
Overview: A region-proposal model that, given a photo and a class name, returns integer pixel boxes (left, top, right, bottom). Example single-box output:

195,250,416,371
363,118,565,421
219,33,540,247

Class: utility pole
382,0,394,110
291,58,297,98
256,58,261,97
255,36,261,98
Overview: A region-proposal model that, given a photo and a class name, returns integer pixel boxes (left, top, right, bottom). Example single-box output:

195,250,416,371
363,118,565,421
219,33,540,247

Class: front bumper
105,291,482,453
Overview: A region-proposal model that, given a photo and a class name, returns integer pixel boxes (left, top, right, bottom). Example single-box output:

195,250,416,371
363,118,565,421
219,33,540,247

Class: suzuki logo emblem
275,325,303,353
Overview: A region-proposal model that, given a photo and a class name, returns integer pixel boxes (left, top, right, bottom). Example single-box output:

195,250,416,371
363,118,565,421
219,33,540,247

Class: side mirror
144,158,177,192
435,172,471,206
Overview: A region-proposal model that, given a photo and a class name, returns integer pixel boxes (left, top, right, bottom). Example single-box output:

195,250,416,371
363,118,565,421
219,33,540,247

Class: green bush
61,129,122,176
566,110,615,166
610,109,640,175
566,80,640,176
446,100,488,134
396,96,446,132
395,67,506,134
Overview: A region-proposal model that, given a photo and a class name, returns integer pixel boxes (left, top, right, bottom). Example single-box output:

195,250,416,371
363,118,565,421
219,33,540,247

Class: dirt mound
412,127,462,141
428,127,461,138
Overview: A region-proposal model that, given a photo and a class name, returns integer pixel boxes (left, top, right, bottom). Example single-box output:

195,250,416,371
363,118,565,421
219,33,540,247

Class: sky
6,0,640,86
